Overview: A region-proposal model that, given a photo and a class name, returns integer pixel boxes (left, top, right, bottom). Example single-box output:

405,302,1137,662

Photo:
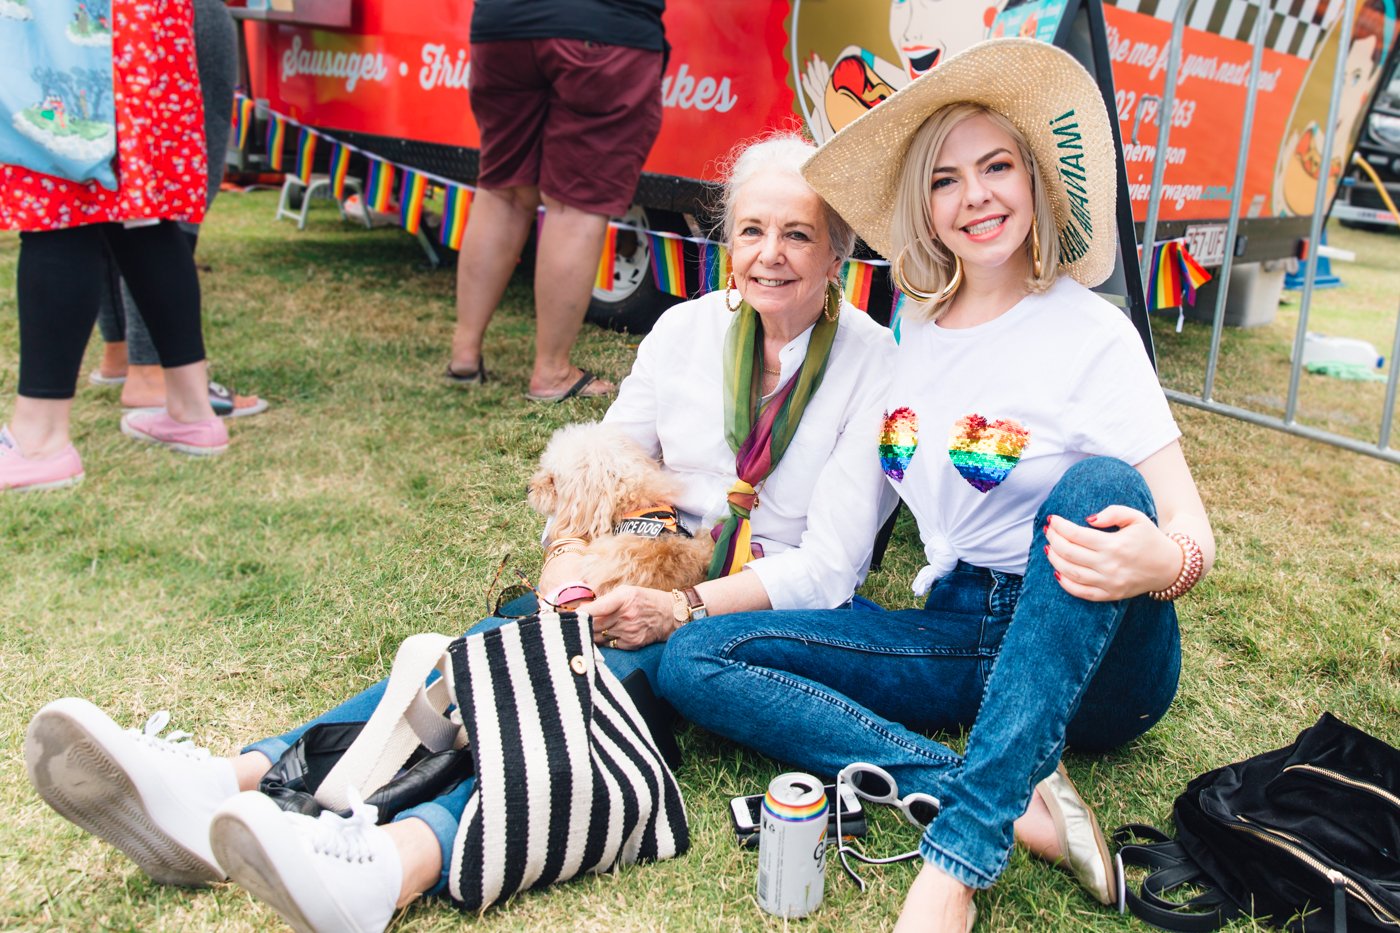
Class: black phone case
731,785,867,846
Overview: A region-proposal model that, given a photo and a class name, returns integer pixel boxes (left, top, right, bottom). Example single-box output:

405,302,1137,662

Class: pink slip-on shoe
0,426,84,492
121,410,228,457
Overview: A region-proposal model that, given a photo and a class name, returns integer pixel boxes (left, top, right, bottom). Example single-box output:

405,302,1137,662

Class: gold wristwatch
670,587,708,624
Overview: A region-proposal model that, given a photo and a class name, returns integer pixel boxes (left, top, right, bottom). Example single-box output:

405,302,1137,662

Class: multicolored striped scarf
708,287,840,579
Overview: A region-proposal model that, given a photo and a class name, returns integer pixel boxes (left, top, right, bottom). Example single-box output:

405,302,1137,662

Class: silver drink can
756,771,828,918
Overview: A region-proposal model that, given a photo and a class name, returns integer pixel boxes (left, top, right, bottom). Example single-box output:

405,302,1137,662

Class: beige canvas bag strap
315,632,460,811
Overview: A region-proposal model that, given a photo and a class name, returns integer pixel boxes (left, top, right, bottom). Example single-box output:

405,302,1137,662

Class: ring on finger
599,628,610,640
608,637,619,649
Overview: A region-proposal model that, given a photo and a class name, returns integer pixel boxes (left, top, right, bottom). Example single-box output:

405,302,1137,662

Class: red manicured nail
1043,545,1049,555
1086,513,1099,523
1054,570,1062,581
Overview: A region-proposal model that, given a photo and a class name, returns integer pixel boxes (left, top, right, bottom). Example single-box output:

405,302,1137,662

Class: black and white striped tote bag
445,609,689,911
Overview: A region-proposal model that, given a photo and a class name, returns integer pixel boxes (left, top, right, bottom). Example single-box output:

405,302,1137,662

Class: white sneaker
210,788,402,933
24,697,239,886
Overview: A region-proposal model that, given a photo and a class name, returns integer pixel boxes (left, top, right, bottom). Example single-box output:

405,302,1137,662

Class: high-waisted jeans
657,457,1182,889
242,595,665,896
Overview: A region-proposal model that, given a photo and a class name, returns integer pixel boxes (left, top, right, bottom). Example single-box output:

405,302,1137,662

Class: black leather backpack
1116,713,1400,932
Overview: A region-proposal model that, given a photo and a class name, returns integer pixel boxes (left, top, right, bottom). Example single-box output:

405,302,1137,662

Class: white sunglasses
835,761,941,892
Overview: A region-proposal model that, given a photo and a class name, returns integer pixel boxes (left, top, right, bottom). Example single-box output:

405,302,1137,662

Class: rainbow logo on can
762,786,829,823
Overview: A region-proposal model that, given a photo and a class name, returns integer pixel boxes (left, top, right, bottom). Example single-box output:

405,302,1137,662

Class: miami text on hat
1050,109,1092,263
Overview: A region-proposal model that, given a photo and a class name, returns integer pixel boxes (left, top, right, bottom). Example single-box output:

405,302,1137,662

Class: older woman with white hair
24,134,897,932
662,39,1216,931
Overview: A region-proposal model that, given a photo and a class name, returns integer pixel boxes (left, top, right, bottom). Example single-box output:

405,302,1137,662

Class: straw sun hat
802,38,1117,287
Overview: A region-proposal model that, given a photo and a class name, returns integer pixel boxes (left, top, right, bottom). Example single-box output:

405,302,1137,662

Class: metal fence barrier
1140,0,1400,464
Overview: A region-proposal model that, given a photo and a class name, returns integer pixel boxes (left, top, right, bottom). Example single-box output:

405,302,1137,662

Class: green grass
1,195,1397,931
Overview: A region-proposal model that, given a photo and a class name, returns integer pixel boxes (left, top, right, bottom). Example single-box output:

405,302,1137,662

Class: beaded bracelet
1147,532,1205,601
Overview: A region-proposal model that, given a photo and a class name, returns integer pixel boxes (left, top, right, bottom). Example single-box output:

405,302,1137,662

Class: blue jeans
242,595,666,896
658,457,1182,890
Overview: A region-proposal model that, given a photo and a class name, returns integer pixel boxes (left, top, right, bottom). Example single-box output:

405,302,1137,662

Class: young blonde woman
661,38,1215,931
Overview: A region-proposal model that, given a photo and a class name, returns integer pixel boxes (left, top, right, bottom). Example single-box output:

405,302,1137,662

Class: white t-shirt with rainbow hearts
879,276,1179,593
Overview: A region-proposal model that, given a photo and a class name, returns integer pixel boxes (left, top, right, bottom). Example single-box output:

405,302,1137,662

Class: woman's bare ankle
895,862,975,932
231,750,273,791
119,364,166,408
383,818,441,907
99,341,129,378
1013,787,1062,861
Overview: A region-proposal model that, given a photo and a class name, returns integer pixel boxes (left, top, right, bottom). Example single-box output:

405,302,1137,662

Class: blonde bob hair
715,133,856,266
891,104,1059,321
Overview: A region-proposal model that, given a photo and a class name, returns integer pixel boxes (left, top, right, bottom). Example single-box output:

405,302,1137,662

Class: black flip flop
524,370,611,402
444,359,487,387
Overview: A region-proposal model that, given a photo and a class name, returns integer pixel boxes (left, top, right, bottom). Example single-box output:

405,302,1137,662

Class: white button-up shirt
603,290,898,610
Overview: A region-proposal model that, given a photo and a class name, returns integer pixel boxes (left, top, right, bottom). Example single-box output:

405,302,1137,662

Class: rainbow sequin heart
879,407,919,481
947,414,1030,493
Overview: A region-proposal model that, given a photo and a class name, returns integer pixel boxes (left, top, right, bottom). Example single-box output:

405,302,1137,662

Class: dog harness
613,505,692,539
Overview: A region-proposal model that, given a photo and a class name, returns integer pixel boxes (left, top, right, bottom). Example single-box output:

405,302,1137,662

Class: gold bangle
543,544,584,566
543,536,587,563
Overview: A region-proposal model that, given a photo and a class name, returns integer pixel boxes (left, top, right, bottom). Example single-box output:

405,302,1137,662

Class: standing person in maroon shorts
444,0,666,401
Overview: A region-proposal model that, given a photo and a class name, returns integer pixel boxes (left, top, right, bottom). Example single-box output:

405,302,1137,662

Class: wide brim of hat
802,38,1117,288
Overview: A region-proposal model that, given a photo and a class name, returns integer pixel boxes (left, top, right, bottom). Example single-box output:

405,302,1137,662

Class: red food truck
233,0,1398,334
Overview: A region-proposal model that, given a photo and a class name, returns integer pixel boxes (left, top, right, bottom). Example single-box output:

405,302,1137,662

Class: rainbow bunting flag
329,143,352,200
398,169,428,234
648,233,686,297
295,127,317,184
701,241,730,294
842,259,874,312
232,96,255,150
265,115,287,171
439,185,472,250
1148,239,1212,315
889,288,909,344
366,159,396,214
594,224,618,291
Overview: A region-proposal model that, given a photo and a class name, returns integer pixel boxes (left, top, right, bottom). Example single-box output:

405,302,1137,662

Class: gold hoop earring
725,272,742,313
823,280,841,322
932,255,963,305
1031,215,1044,278
894,246,961,305
892,246,936,303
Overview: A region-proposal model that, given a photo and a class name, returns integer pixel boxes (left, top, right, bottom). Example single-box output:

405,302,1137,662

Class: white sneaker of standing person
24,697,239,886
210,788,402,933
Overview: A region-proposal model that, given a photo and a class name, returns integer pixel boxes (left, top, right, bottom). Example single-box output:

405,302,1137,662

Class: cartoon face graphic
1337,34,1381,133
1277,31,1384,215
794,0,1003,142
888,0,994,81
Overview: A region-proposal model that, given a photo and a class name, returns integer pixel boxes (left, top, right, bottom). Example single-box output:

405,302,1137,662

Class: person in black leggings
1,0,224,492
3,222,225,491
91,0,266,420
